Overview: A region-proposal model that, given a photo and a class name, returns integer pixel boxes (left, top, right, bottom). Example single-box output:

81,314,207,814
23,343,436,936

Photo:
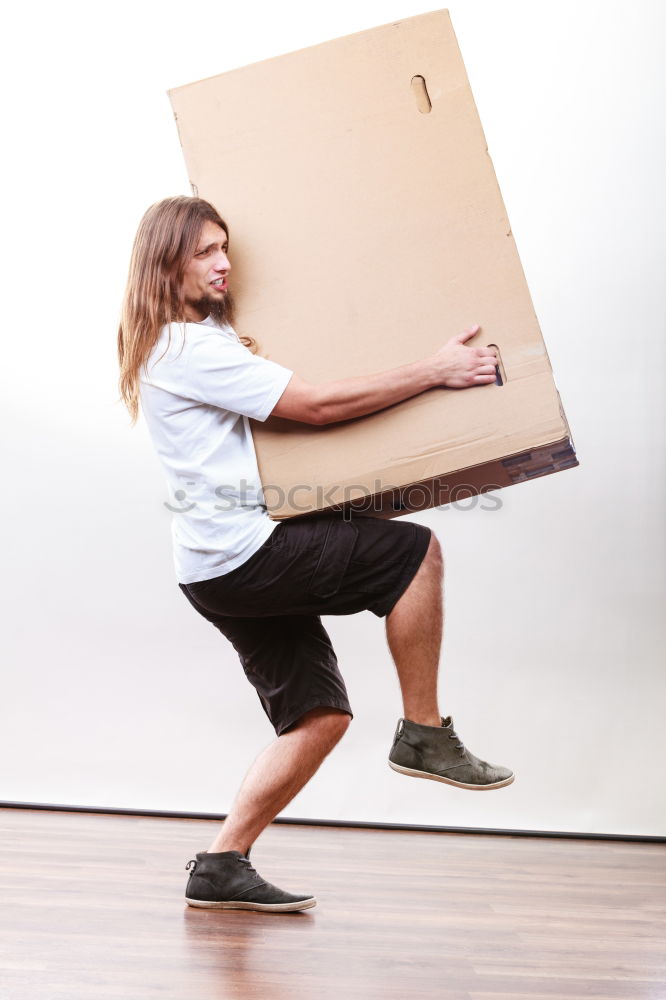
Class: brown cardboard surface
169,9,578,519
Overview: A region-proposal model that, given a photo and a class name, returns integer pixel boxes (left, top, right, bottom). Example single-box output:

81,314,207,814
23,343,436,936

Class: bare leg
207,707,350,854
385,532,444,727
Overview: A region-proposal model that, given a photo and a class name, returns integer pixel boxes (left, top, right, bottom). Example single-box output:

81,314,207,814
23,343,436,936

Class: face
181,219,232,322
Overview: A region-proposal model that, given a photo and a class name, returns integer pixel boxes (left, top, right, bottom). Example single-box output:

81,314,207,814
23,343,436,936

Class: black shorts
178,512,432,736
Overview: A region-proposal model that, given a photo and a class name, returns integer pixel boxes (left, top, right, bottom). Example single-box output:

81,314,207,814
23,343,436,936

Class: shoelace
448,729,465,753
185,855,257,875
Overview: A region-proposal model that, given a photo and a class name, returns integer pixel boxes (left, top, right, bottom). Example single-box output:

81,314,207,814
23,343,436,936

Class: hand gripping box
168,8,578,520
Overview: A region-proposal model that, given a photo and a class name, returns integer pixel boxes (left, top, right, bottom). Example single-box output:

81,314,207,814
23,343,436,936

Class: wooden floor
1,809,664,1000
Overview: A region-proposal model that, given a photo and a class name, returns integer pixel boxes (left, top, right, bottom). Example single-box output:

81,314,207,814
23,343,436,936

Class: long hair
117,195,257,425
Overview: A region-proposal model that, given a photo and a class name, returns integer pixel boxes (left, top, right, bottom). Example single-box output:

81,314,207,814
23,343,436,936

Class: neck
183,304,208,322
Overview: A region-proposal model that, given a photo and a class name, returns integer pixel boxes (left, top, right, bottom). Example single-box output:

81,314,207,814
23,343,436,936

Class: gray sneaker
388,716,514,790
185,851,317,912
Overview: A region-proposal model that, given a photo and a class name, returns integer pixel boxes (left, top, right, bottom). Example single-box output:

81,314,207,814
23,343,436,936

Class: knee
299,706,351,743
425,531,443,568
320,708,352,743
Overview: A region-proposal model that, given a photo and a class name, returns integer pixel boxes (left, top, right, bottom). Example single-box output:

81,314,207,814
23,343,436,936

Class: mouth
211,277,228,291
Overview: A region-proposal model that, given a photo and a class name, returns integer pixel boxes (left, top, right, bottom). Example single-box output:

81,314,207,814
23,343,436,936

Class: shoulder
155,320,232,352
145,322,193,371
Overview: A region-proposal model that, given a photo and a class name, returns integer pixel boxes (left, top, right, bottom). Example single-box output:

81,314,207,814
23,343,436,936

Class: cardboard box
169,8,578,520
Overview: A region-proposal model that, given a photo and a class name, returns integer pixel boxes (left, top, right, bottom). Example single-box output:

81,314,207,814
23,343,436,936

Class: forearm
315,357,437,425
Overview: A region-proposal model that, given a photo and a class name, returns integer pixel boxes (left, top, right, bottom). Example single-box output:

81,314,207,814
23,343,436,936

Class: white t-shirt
139,315,294,584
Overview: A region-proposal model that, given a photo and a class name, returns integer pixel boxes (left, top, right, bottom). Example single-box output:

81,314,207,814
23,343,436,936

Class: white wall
2,0,664,836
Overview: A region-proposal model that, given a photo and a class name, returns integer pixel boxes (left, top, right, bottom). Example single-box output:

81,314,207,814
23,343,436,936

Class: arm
271,324,498,426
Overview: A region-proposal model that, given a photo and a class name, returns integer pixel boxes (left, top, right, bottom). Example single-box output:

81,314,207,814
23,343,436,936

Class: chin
202,291,235,325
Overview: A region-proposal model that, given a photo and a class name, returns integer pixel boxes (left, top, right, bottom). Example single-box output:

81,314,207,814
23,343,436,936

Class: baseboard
1,800,663,843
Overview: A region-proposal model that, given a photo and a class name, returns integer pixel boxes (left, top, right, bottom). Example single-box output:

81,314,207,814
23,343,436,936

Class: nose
213,250,230,273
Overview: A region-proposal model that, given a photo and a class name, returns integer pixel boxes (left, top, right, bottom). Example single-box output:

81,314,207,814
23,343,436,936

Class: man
118,195,513,914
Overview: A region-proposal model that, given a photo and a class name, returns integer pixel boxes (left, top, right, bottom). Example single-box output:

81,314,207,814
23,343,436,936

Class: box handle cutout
488,343,505,386
411,75,432,114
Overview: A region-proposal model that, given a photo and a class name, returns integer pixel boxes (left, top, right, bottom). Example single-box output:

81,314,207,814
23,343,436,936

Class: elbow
310,404,329,426
309,388,330,425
